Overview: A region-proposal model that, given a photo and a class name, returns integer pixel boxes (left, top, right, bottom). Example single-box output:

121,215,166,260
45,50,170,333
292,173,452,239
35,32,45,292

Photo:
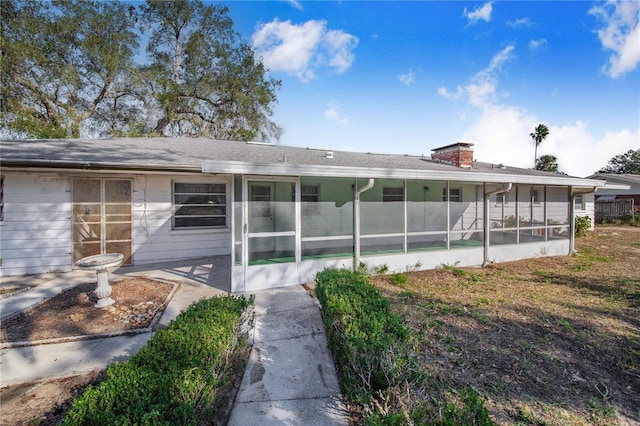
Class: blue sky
222,1,639,177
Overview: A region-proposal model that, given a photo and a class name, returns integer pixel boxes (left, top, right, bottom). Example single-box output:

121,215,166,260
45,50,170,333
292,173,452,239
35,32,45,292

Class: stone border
0,279,180,349
0,286,30,300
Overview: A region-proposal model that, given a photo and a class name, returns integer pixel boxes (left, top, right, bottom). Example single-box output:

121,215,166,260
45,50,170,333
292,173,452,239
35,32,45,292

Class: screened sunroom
216,170,580,292
198,141,601,293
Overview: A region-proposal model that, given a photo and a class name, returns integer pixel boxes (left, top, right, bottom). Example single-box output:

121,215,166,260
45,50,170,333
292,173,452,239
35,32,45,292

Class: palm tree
536,154,559,172
530,124,549,168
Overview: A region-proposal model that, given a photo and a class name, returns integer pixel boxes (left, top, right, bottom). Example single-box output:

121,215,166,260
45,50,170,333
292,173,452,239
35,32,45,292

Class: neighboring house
586,174,638,223
1,138,608,292
588,174,640,206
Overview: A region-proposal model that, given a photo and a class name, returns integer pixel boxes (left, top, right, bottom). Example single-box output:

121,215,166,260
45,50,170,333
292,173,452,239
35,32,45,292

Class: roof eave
1,159,201,173
201,160,605,187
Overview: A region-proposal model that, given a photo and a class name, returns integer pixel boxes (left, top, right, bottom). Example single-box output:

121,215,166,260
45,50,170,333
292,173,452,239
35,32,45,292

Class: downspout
570,187,597,254
354,178,375,270
483,183,512,266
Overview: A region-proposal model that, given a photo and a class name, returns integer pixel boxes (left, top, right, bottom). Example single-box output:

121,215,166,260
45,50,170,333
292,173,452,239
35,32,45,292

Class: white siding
0,172,72,276
581,193,596,230
0,171,232,277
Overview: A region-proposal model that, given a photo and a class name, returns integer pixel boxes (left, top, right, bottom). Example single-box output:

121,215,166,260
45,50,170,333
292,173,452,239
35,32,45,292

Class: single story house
0,138,609,292
588,174,640,206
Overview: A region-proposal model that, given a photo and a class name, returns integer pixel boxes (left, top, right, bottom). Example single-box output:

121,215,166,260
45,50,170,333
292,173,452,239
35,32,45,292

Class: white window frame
296,184,321,215
172,182,228,229
443,187,461,202
574,194,585,211
250,184,273,218
496,192,508,207
383,186,404,203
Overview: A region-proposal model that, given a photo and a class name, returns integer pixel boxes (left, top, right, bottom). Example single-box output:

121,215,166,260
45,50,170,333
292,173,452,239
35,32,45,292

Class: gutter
1,160,201,174
483,183,512,266
354,178,375,270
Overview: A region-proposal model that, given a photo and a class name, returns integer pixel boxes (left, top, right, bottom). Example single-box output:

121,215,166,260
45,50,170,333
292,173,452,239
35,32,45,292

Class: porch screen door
72,179,132,265
247,180,297,264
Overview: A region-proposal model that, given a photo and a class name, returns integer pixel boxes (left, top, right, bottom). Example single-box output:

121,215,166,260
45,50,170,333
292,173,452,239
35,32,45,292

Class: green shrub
62,295,253,425
575,215,591,237
315,269,411,403
390,273,408,287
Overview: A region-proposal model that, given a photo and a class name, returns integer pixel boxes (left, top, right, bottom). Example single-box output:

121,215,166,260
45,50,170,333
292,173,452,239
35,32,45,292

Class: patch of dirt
0,371,105,426
0,277,175,425
1,277,175,343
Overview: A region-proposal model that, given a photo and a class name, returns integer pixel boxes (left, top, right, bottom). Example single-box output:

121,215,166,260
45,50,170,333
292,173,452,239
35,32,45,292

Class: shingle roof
0,137,588,183
588,174,640,184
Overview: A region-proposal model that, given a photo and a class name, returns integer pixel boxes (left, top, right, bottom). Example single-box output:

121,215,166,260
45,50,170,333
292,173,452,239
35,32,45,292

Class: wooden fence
595,199,635,223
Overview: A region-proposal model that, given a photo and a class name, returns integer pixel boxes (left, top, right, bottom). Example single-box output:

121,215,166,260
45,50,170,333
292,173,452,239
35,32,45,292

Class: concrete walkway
1,263,348,425
229,286,348,425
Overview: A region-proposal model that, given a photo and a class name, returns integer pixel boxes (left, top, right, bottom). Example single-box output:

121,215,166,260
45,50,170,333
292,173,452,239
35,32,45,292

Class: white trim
301,235,352,242
248,231,296,238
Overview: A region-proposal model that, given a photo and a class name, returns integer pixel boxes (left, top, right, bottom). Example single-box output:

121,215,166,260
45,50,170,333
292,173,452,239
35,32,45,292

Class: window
496,193,508,206
250,184,272,218
173,182,226,228
532,189,541,204
383,187,404,202
443,188,461,202
294,184,320,215
574,194,585,211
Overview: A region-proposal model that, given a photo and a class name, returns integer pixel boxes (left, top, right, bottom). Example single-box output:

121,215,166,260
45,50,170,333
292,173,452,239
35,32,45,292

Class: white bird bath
75,253,124,308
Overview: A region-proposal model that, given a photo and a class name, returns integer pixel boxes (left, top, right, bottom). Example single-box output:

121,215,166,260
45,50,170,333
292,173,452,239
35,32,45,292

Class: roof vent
325,151,334,159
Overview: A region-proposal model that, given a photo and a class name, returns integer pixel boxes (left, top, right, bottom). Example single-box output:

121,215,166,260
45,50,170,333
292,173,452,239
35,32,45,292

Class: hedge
314,268,410,403
62,295,253,425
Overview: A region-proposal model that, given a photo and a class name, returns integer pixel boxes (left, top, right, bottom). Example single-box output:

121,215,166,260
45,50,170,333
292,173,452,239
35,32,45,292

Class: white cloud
398,68,416,86
541,123,639,176
438,45,514,107
252,19,359,82
323,30,359,73
285,0,303,10
507,17,533,28
437,86,461,99
589,0,640,78
529,38,547,50
440,45,639,176
464,2,493,24
325,103,350,127
462,109,639,176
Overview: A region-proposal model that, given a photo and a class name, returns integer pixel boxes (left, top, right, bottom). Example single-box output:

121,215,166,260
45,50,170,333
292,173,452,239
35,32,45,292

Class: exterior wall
488,239,569,263
575,193,596,230
1,171,73,276
131,174,232,265
0,170,232,277
232,239,569,293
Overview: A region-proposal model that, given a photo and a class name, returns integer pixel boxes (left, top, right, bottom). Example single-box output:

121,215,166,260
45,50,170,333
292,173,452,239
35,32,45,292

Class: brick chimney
431,142,474,168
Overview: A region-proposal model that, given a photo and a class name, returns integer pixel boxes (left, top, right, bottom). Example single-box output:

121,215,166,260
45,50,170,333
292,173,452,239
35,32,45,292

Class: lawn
370,226,640,425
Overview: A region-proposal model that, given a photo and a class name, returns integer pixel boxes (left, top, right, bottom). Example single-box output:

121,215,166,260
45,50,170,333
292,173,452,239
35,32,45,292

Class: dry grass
371,226,640,425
